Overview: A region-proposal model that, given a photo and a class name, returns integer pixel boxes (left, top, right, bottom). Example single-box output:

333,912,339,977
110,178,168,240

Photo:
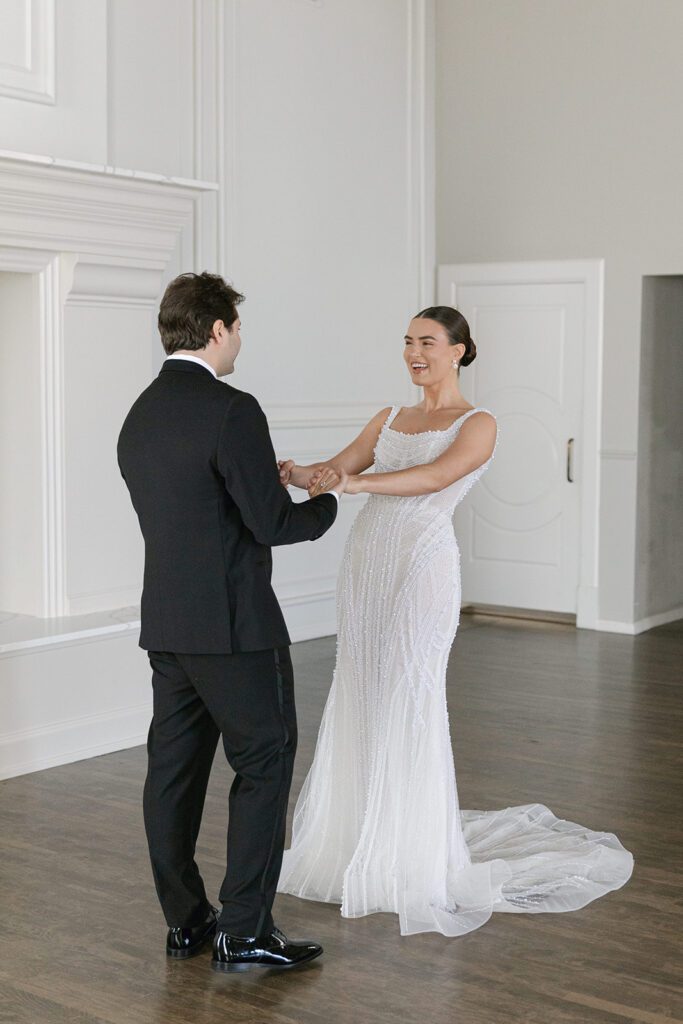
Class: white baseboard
632,605,683,634
594,605,683,635
593,619,639,635
0,702,151,780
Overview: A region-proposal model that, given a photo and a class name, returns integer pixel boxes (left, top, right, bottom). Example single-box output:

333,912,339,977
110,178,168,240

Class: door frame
437,259,604,630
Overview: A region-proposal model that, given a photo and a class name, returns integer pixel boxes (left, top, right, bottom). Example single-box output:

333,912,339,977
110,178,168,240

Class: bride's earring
452,360,459,369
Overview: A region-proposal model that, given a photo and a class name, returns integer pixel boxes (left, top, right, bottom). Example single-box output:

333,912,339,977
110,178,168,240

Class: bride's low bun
460,336,477,367
415,305,477,368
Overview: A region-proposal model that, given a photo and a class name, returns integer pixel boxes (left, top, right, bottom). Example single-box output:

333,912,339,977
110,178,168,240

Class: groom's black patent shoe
166,906,219,959
211,925,323,972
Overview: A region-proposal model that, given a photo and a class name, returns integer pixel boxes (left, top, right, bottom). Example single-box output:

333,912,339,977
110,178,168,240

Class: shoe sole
167,927,217,959
211,948,323,973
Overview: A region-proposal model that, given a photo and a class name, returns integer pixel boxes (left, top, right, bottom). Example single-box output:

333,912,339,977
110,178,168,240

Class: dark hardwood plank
1,615,682,1024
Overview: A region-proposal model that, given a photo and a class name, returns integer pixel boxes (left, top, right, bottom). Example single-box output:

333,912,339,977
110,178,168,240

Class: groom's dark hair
158,271,245,354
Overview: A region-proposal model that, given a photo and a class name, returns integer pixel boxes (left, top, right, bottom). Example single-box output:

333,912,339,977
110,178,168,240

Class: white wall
635,277,683,625
219,0,426,630
434,0,683,627
0,0,108,162
107,0,195,178
0,0,197,175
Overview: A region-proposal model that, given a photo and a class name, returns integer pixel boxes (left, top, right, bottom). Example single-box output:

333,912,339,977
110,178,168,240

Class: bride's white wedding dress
277,406,634,936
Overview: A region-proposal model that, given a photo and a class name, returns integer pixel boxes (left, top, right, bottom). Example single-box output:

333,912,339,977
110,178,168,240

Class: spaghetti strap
455,407,499,465
383,405,401,429
457,406,495,426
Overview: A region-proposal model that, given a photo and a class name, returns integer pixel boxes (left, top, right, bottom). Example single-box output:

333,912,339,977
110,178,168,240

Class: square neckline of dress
384,406,480,438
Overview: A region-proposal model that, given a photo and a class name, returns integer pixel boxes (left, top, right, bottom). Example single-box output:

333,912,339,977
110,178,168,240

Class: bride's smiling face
404,317,464,384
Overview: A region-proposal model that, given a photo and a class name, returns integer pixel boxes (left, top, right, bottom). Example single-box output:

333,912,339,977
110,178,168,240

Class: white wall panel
0,0,106,163
227,0,416,410
106,0,195,177
0,0,54,104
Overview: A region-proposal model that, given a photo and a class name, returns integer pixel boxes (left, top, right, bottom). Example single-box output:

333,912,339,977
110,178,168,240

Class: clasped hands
277,460,361,497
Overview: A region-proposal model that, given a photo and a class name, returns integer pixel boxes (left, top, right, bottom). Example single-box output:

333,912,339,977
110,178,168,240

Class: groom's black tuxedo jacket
117,359,338,654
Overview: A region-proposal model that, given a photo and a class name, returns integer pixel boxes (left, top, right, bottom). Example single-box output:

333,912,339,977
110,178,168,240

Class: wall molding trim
0,0,55,105
39,253,70,617
217,0,236,278
264,400,387,430
600,448,637,460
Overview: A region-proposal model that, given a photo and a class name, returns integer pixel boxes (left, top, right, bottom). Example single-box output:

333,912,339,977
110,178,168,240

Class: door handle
566,438,575,482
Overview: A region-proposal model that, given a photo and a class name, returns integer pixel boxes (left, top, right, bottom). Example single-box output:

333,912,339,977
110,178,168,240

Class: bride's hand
308,466,341,498
307,463,335,492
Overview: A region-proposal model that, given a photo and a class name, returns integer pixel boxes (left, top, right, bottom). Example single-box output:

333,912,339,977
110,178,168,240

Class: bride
276,305,633,937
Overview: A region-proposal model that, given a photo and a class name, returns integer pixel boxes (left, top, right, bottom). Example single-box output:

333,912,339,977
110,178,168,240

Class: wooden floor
1,614,682,1024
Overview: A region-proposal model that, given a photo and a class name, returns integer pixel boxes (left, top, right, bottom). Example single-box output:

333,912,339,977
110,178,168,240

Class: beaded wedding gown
277,406,634,936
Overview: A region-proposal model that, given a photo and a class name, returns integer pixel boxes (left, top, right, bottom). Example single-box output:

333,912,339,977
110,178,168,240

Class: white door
439,270,587,615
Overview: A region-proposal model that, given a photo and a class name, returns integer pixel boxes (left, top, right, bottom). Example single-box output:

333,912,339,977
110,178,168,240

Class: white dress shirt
165,354,340,503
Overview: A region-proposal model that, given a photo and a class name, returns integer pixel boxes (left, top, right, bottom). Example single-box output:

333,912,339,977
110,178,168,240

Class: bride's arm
280,407,393,489
345,412,497,497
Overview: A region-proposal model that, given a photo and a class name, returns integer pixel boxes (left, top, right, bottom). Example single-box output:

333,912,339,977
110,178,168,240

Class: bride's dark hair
415,306,477,367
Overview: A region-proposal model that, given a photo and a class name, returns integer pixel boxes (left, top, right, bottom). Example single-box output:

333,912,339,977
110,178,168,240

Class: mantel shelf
0,148,219,192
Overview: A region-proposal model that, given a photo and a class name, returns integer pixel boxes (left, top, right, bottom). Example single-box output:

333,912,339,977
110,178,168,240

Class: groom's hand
278,459,295,487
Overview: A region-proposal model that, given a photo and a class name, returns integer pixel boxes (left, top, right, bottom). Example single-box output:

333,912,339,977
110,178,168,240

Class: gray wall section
435,0,683,624
635,278,683,621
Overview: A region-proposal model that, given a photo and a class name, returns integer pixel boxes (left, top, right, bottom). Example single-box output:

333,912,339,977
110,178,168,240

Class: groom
117,271,342,971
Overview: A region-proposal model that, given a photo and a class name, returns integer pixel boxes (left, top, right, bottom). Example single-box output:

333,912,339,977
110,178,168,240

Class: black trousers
143,646,297,937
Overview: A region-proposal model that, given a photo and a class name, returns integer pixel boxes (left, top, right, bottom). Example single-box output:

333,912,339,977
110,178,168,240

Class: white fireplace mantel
0,148,219,267
0,150,223,782
0,149,219,622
